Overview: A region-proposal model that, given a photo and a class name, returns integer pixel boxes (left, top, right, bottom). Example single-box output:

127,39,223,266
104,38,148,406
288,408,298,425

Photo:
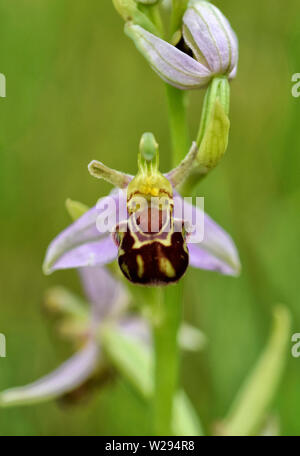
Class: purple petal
43,190,126,274
125,23,212,90
52,236,118,271
0,342,99,407
174,194,241,276
183,1,238,76
188,244,238,276
229,64,238,80
79,267,129,322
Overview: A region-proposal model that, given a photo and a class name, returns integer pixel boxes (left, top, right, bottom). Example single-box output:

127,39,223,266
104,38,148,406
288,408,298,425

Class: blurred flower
0,267,147,407
43,134,240,282
0,264,206,407
125,0,238,89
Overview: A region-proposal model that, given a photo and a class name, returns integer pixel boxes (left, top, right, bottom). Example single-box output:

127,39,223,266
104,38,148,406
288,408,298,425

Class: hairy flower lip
125,0,238,90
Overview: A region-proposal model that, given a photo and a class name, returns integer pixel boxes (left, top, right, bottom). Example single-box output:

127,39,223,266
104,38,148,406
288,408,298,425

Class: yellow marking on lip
121,262,131,279
136,255,145,278
159,256,176,278
127,217,173,248
183,242,189,254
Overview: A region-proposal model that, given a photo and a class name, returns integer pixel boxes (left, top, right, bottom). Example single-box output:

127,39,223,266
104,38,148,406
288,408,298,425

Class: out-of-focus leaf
179,323,207,352
101,324,153,399
101,324,204,435
259,415,280,436
220,305,291,436
173,390,204,436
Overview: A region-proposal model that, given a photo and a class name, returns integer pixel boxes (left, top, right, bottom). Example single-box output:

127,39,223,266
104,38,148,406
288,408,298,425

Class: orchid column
112,0,239,435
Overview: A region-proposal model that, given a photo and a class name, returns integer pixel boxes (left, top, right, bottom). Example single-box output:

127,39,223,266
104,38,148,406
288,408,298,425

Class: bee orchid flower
43,133,240,285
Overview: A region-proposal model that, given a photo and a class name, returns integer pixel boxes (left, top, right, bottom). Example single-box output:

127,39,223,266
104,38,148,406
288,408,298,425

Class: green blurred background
0,0,300,436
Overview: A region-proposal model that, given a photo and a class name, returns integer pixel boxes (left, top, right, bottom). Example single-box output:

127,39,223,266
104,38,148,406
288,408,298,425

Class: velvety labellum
114,206,189,286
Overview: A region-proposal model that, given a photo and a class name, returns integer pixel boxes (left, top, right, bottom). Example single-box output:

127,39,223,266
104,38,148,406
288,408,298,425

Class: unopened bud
125,1,238,89
196,76,230,170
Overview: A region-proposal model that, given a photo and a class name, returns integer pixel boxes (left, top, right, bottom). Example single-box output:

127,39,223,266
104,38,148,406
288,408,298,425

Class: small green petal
88,160,132,188
65,198,90,222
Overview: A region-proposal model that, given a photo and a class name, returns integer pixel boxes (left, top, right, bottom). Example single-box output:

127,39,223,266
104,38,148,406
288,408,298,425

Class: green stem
152,282,183,435
152,73,189,435
138,2,164,38
149,4,164,38
151,42,189,434
166,84,190,167
170,0,188,38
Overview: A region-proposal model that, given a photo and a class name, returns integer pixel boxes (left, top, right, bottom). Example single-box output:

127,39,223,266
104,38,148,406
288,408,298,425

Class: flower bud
125,0,238,90
196,76,230,170
179,76,231,192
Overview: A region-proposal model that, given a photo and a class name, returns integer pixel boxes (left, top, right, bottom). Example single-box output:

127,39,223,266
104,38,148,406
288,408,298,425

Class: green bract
112,0,159,34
